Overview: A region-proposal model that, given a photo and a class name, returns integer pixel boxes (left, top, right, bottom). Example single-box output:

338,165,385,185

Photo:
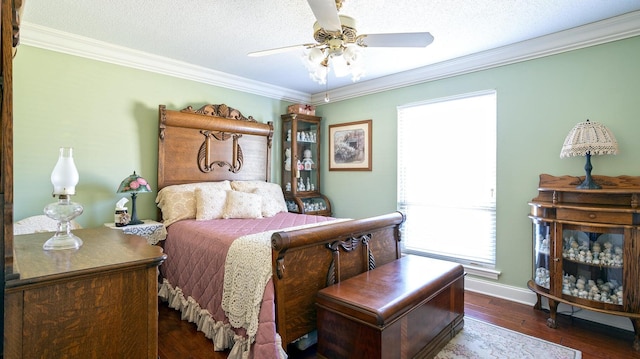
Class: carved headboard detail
181,104,257,123
197,130,244,174
158,104,273,190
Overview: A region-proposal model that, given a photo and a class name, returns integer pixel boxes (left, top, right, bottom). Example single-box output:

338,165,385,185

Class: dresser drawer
557,208,633,225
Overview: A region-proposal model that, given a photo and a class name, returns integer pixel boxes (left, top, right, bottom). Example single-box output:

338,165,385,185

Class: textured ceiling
21,0,640,95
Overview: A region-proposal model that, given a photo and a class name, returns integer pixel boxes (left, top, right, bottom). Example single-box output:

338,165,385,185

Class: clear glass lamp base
43,196,84,250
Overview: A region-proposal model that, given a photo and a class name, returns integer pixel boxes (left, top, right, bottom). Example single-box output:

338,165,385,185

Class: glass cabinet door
533,220,551,290
281,113,332,216
560,225,624,307
282,115,320,196
282,118,294,191
286,196,330,214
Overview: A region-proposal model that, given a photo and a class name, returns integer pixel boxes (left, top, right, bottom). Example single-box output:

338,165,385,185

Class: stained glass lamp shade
117,171,152,225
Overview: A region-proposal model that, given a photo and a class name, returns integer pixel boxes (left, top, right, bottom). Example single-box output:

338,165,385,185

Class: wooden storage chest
316,255,465,359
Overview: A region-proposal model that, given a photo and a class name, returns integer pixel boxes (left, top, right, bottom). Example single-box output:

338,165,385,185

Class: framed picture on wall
328,119,372,171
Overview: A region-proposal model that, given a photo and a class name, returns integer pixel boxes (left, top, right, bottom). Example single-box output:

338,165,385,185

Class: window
397,90,497,269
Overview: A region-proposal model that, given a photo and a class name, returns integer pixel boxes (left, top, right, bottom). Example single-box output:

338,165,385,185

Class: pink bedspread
160,212,336,358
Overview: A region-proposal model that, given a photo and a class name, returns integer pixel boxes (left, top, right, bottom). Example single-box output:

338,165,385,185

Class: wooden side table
104,219,167,245
4,227,166,359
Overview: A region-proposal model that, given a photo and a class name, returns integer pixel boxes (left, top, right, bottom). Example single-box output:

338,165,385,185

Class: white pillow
195,188,229,220
231,180,269,192
222,190,263,219
156,180,232,204
156,181,233,226
253,187,288,217
231,181,287,217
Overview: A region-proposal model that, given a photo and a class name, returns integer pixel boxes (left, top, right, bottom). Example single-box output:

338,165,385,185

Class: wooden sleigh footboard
271,211,405,347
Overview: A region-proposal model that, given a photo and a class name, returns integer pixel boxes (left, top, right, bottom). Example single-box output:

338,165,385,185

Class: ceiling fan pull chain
324,67,330,102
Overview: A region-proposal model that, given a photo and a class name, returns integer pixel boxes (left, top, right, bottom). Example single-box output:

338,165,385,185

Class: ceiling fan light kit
249,0,434,86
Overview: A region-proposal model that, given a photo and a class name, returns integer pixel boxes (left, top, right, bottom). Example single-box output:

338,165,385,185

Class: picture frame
328,119,372,171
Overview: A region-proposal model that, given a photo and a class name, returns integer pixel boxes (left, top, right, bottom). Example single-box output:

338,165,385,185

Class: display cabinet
281,112,332,216
528,174,640,351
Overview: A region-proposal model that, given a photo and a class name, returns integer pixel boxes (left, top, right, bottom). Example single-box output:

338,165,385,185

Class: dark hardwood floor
158,290,640,359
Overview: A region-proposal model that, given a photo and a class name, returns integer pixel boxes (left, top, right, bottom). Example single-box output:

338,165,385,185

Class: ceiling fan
248,0,434,85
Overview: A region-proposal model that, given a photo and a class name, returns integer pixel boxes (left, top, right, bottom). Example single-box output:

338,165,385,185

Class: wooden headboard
158,104,274,190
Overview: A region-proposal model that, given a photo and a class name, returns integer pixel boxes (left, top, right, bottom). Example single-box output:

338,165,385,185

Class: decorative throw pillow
156,189,197,227
231,181,287,217
222,190,263,219
156,181,233,226
156,180,232,204
195,188,229,220
230,180,277,192
253,186,288,217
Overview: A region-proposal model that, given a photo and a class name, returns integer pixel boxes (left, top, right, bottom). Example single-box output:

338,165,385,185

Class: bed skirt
158,279,287,359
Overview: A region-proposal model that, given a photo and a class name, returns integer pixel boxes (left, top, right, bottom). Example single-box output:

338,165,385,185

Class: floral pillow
156,181,233,226
156,189,197,227
195,188,229,220
231,181,288,217
222,190,263,219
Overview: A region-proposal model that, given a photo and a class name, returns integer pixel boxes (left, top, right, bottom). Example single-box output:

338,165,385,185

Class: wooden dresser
4,227,166,358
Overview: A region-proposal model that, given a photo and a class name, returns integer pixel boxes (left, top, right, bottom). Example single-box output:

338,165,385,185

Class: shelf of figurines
536,235,624,267
286,177,316,192
562,237,624,267
286,200,328,213
286,130,317,143
284,148,316,173
534,267,624,305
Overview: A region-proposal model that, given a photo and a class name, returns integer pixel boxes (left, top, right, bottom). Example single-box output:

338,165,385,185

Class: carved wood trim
159,105,167,140
181,103,257,123
275,257,285,280
197,130,243,173
11,0,23,55
325,234,374,286
362,234,375,271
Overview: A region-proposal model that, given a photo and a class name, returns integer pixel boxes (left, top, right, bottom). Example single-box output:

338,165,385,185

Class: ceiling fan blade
307,0,341,32
248,43,313,57
359,32,434,47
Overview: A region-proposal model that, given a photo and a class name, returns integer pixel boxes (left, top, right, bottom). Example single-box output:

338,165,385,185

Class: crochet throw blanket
221,219,348,345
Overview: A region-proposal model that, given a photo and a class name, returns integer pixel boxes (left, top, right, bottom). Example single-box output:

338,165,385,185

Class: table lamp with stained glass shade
560,119,619,189
43,147,84,250
117,171,152,225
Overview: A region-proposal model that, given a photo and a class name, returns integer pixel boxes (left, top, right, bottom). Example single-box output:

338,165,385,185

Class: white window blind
397,90,497,267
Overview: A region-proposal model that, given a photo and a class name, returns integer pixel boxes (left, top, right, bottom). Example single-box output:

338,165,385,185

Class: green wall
13,46,286,228
316,36,640,288
12,36,640,290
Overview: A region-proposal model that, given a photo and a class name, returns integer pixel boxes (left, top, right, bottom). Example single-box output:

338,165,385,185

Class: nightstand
105,219,167,245
5,227,166,358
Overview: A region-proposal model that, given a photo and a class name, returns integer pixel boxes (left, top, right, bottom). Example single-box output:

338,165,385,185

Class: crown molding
20,11,640,106
311,10,640,104
19,23,311,104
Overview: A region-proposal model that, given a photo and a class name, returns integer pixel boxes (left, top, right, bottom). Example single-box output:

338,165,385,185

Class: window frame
397,90,498,273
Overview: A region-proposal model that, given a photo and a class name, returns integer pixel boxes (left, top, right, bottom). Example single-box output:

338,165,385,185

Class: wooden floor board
158,291,640,359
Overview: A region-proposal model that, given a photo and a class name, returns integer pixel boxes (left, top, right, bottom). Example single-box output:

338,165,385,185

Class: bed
155,103,404,358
